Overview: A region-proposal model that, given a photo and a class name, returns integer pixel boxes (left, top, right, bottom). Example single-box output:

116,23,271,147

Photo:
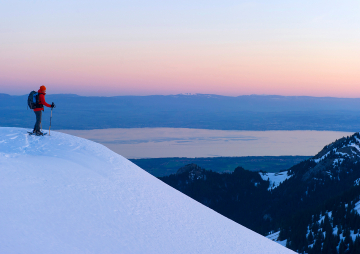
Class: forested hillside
159,133,360,253
160,164,272,233
131,156,310,176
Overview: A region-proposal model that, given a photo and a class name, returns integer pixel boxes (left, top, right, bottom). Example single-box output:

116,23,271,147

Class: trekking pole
49,108,53,136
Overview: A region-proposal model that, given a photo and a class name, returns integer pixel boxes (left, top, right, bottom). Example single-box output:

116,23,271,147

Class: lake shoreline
57,128,353,159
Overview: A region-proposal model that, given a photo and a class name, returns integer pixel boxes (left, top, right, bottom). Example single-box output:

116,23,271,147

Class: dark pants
34,110,42,132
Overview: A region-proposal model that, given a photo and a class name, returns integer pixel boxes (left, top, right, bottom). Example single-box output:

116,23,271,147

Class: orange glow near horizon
1,40,359,97
1,1,360,97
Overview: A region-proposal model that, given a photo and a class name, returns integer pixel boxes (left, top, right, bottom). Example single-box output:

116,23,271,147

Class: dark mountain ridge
160,164,272,233
267,134,360,220
274,133,360,253
159,132,360,253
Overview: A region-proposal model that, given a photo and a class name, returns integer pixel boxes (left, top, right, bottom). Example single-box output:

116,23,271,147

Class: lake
58,128,353,159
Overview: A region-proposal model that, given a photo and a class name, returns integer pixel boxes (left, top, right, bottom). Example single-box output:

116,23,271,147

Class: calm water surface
58,128,353,159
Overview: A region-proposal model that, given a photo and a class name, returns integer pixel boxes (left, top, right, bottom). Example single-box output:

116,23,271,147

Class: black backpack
27,91,40,109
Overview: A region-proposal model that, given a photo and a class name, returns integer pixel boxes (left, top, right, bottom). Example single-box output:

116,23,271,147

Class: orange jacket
33,90,51,111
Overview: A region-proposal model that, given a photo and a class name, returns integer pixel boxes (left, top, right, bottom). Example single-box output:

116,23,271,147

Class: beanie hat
39,85,46,92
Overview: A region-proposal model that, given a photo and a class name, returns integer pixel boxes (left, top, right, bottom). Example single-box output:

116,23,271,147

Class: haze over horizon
4,93,360,99
1,1,359,97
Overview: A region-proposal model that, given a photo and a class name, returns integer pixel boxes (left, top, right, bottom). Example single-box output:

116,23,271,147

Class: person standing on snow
33,85,55,135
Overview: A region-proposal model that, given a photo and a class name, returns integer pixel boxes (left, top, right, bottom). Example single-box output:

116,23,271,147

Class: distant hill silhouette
2,93,360,130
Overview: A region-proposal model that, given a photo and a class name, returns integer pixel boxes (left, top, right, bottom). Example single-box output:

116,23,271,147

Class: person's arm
39,94,52,108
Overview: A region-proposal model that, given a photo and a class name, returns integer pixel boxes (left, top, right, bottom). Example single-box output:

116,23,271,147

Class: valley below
154,132,360,254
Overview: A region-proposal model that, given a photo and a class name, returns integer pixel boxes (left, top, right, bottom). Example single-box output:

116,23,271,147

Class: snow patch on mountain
354,178,360,186
335,152,349,157
260,171,292,191
313,151,330,163
355,201,360,216
349,144,360,153
333,158,345,167
303,203,360,252
0,127,294,254
266,231,287,247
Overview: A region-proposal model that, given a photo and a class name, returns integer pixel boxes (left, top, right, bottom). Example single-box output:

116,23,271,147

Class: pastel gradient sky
1,0,359,96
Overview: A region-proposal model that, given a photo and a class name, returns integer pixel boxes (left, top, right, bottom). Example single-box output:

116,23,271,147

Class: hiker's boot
35,130,44,136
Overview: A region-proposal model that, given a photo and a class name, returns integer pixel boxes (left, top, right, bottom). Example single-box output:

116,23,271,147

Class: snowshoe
28,131,47,136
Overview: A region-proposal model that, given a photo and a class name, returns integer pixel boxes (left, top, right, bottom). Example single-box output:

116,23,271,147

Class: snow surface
335,152,349,157
354,201,360,216
333,158,345,167
266,231,287,247
260,171,292,191
349,143,360,153
354,178,360,186
0,128,295,254
313,151,330,163
313,210,360,249
267,231,281,241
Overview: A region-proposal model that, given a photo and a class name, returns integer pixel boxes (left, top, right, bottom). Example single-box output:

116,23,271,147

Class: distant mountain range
2,93,360,131
158,132,360,253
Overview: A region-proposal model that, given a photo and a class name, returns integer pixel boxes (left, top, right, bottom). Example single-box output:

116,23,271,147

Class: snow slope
0,127,295,254
260,171,292,190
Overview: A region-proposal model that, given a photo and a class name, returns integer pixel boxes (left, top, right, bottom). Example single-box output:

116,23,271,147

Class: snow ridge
0,128,294,254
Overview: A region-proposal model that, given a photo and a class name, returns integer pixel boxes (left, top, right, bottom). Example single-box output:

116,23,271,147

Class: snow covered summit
0,127,294,254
